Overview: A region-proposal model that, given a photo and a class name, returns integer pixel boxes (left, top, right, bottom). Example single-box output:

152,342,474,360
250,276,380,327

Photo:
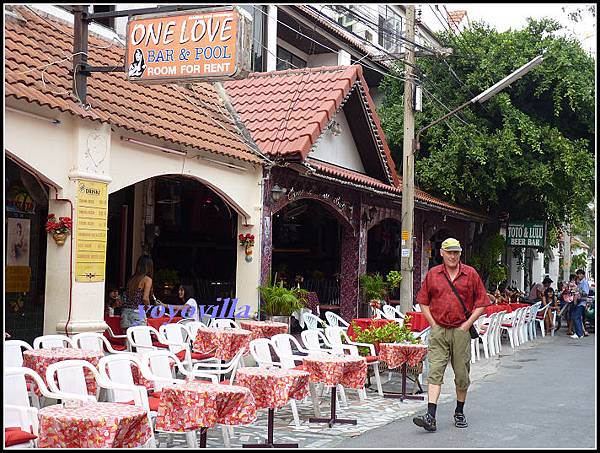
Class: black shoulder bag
443,274,480,339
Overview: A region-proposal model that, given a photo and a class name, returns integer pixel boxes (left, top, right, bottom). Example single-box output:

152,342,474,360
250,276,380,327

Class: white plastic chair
5,340,33,367
4,367,93,448
33,334,75,349
249,338,301,427
271,333,321,417
184,320,210,341
72,332,128,355
210,318,240,329
302,312,325,331
535,303,552,338
524,302,542,341
191,348,247,385
159,323,218,371
413,304,422,312
477,313,497,359
325,311,350,330
104,325,129,351
126,325,167,354
382,305,405,326
300,329,334,353
372,308,387,319
501,307,526,348
470,318,483,363
139,350,218,390
393,306,406,319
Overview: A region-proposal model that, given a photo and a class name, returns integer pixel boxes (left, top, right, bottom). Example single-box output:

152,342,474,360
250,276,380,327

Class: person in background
412,238,490,432
121,255,154,330
541,286,559,333
165,284,200,322
105,284,123,317
571,269,590,339
526,276,553,304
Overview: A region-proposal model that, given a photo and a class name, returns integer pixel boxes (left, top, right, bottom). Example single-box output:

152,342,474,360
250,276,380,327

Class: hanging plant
45,213,72,246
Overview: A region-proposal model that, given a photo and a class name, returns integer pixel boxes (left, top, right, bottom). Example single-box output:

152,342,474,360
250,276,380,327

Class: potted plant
386,270,402,299
45,213,72,246
359,273,388,317
258,281,306,329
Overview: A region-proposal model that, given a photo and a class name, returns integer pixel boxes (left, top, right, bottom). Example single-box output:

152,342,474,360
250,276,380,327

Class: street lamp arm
414,98,473,152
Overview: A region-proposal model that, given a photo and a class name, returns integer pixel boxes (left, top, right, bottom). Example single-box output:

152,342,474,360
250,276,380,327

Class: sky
420,3,597,55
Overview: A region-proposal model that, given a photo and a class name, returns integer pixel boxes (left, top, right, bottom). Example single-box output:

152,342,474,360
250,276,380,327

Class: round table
236,367,310,448
37,402,152,448
22,348,103,396
192,327,251,361
378,343,428,402
238,320,289,340
154,380,256,448
302,354,367,428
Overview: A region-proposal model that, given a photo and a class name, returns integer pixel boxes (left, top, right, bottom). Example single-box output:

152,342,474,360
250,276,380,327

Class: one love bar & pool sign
125,6,252,84
506,221,546,248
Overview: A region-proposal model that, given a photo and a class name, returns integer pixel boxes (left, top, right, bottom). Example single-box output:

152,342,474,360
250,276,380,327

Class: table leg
199,428,208,448
309,386,357,428
383,363,425,401
243,408,298,448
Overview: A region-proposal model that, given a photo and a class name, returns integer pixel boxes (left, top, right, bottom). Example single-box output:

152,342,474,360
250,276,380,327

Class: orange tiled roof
447,10,467,26
4,6,262,164
224,64,399,186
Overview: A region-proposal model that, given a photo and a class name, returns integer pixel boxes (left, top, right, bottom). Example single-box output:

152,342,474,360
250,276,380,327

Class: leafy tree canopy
379,18,595,248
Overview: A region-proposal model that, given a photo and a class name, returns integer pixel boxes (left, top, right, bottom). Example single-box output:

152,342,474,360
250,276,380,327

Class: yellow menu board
75,180,108,282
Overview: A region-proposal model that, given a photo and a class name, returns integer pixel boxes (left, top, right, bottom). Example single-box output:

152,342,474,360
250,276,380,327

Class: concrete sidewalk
335,333,596,448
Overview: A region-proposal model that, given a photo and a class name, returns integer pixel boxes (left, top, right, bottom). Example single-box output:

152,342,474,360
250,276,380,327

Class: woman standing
120,255,154,330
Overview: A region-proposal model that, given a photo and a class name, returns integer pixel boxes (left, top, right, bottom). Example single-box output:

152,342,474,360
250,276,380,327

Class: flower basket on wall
45,214,72,246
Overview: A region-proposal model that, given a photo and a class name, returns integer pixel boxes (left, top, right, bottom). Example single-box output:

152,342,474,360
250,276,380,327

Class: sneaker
454,412,468,428
413,413,437,432
570,334,581,339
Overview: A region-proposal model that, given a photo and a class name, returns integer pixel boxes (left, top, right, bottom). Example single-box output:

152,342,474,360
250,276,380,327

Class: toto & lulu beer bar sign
506,221,546,248
125,7,251,83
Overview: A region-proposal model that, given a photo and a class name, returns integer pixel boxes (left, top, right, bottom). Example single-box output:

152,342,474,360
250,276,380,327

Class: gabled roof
224,64,399,187
4,6,261,164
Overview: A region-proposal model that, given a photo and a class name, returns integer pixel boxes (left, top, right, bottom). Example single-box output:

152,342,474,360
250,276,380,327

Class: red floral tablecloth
238,320,289,340
405,312,430,332
378,343,428,369
37,402,152,448
154,381,257,431
302,354,367,389
347,318,395,340
192,327,251,360
22,348,103,396
235,367,310,410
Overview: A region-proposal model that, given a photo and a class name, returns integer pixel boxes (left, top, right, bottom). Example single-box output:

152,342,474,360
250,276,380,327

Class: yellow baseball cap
441,238,462,251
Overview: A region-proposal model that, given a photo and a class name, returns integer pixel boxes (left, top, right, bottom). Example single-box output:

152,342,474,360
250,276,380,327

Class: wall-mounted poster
6,218,30,266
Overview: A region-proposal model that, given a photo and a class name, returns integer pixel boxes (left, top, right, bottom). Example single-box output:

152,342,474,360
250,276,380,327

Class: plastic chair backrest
325,311,349,329
414,326,431,344
45,360,99,398
413,304,422,312
73,332,107,352
302,312,323,330
249,338,278,368
33,335,75,349
271,334,302,369
4,340,33,367
394,306,406,318
97,353,140,402
127,326,161,353
5,367,38,407
300,329,331,352
210,318,239,329
185,321,208,340
159,323,189,355
324,327,346,355
382,305,398,320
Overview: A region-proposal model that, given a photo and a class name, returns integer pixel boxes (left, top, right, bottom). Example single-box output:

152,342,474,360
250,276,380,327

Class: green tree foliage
379,18,595,240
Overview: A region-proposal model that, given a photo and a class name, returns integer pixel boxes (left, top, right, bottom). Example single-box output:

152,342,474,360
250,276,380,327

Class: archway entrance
272,200,342,306
106,175,238,307
367,218,402,298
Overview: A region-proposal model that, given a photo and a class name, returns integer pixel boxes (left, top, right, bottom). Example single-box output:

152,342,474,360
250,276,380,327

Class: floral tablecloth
238,320,289,340
302,354,367,389
378,343,428,369
154,381,257,431
235,367,310,409
192,327,251,360
37,402,152,448
22,348,103,396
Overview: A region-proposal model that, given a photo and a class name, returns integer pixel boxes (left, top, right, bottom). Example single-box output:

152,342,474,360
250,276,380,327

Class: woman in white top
176,284,200,322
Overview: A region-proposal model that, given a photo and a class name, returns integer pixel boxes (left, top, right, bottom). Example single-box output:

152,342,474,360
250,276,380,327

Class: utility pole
399,5,416,314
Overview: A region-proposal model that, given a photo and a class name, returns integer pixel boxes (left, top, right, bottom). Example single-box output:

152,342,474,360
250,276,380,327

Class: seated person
541,287,560,332
105,284,123,316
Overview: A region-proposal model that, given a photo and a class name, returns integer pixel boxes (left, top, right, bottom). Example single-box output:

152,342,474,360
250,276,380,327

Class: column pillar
266,5,278,72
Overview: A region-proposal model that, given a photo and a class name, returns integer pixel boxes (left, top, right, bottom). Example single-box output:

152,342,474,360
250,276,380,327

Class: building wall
6,104,263,335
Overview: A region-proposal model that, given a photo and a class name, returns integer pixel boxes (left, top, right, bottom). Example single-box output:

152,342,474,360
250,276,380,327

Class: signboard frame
506,221,546,249
125,6,252,84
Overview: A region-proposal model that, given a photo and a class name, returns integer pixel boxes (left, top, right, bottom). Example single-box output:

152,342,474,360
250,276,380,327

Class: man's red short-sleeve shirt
416,263,490,328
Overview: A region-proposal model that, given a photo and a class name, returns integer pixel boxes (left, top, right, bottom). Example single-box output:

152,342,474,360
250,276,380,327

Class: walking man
571,269,590,339
413,238,490,432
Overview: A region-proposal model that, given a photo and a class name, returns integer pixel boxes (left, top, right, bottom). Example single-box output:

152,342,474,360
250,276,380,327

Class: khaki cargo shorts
427,324,471,391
